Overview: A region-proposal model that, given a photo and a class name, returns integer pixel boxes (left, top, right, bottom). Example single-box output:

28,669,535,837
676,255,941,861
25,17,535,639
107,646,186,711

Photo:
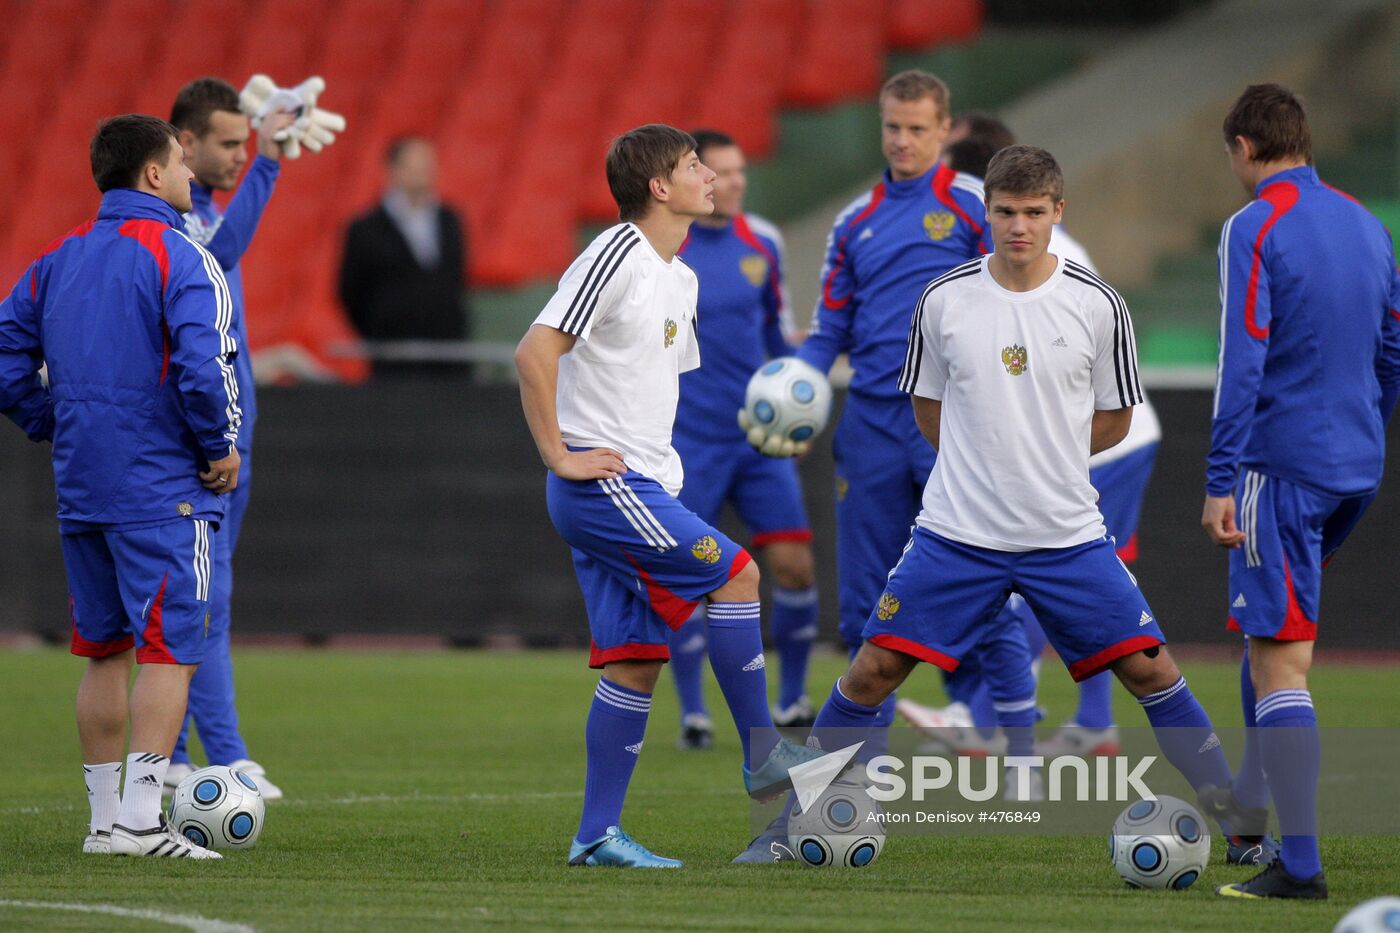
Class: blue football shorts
1226,468,1374,641
547,463,752,668
862,527,1165,682
672,434,811,547
1091,442,1158,563
62,518,214,664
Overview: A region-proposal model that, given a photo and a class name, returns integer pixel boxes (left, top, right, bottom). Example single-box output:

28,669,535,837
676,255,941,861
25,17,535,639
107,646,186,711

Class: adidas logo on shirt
1138,611,1154,627
624,742,643,755
1051,336,1068,348
1233,593,1247,608
742,654,766,672
858,227,875,241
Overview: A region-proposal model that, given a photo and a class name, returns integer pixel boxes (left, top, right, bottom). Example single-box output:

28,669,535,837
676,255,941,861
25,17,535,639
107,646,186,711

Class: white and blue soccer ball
787,779,885,868
740,357,832,458
1110,796,1209,890
168,765,266,850
1334,897,1400,933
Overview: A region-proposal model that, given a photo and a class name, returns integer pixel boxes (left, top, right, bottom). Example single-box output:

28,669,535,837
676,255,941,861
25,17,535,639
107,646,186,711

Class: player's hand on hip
551,447,626,481
256,112,297,160
200,449,242,493
1201,494,1245,548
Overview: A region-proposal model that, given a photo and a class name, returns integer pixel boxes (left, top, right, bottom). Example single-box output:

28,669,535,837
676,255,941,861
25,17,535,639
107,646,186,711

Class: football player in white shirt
806,145,1248,840
515,124,819,869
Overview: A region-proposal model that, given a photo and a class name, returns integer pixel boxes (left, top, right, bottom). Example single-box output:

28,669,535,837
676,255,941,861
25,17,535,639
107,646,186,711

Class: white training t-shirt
900,254,1144,551
1049,226,1162,466
534,223,701,496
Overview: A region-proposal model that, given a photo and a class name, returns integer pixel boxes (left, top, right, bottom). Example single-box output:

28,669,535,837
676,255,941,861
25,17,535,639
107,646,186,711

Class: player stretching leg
1206,85,1400,900
800,146,1245,844
0,115,243,858
515,126,820,868
163,77,298,799
667,129,819,749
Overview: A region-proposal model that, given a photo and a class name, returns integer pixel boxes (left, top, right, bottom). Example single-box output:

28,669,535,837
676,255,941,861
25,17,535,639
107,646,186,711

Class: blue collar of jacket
97,188,185,228
1255,164,1318,197
191,179,215,213
881,164,938,199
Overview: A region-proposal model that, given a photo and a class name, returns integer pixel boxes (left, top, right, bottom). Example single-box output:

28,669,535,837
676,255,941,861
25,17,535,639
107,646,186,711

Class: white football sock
116,752,169,831
83,761,122,833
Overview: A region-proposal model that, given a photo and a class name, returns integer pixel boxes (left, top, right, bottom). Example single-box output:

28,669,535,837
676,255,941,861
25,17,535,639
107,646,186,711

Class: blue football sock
771,586,818,709
810,678,884,754
666,610,709,722
576,679,650,843
1256,689,1322,879
1231,642,1270,811
707,600,777,767
967,681,997,738
1137,677,1233,796
994,697,1038,758
1074,672,1115,730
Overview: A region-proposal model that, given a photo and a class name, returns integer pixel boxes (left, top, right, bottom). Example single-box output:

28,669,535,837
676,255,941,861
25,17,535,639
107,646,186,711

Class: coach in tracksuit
793,70,990,731
0,115,240,858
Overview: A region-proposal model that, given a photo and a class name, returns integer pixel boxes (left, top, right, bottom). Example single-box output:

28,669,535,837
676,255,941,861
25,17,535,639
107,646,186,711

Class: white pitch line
0,787,733,817
0,900,254,933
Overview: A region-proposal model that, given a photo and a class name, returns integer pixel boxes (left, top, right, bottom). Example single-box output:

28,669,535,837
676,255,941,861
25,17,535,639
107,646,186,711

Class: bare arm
1089,407,1132,455
912,396,941,450
514,324,625,481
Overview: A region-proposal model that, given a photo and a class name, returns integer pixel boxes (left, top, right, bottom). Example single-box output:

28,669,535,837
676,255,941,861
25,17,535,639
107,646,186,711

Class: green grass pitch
0,647,1397,931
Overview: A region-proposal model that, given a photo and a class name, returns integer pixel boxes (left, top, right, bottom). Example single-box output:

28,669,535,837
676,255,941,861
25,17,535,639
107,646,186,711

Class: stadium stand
0,0,985,380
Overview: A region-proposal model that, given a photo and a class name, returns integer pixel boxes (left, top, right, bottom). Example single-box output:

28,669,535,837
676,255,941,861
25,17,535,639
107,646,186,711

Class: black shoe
1225,833,1281,866
677,714,714,750
1198,784,1269,837
1217,861,1328,899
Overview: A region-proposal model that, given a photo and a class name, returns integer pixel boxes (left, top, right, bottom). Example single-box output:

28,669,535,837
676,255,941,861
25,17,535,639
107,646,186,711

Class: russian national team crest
923,210,956,241
876,592,901,621
177,502,193,517
1001,344,1029,376
691,535,722,564
740,254,769,287
663,318,678,348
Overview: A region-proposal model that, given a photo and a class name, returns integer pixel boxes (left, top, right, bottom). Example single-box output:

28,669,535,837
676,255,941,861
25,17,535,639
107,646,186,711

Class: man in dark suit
339,137,469,358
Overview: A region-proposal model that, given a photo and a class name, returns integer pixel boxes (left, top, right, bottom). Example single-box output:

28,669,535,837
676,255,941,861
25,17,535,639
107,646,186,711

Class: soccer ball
168,765,266,849
1334,897,1400,933
787,779,885,868
1110,796,1209,889
740,357,832,457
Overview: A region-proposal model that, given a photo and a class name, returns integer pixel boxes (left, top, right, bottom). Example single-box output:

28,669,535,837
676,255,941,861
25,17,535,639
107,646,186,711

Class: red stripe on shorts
1067,634,1161,682
135,573,178,664
868,633,959,672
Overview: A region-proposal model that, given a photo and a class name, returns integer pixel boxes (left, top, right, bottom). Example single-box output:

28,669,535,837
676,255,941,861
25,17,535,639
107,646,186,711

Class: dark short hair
880,69,950,120
946,112,1015,178
689,128,736,163
170,77,241,136
386,135,432,166
90,114,179,192
1222,83,1312,164
983,144,1064,203
605,124,697,222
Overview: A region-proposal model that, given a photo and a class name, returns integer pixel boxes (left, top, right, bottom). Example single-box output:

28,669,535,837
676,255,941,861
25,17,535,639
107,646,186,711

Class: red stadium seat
784,0,885,107
886,0,984,48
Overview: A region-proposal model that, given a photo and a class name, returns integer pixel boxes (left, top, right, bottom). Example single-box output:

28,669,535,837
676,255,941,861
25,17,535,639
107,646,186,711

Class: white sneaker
229,758,283,801
110,813,222,859
1035,724,1121,758
895,698,973,730
771,696,816,728
82,829,111,854
163,762,195,795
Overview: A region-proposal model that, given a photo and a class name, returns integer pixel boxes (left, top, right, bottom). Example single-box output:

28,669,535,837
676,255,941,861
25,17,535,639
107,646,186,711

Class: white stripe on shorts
599,477,677,551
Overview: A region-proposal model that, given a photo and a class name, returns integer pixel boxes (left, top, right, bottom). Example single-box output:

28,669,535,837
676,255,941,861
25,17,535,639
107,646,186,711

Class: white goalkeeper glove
736,408,811,458
239,74,347,159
